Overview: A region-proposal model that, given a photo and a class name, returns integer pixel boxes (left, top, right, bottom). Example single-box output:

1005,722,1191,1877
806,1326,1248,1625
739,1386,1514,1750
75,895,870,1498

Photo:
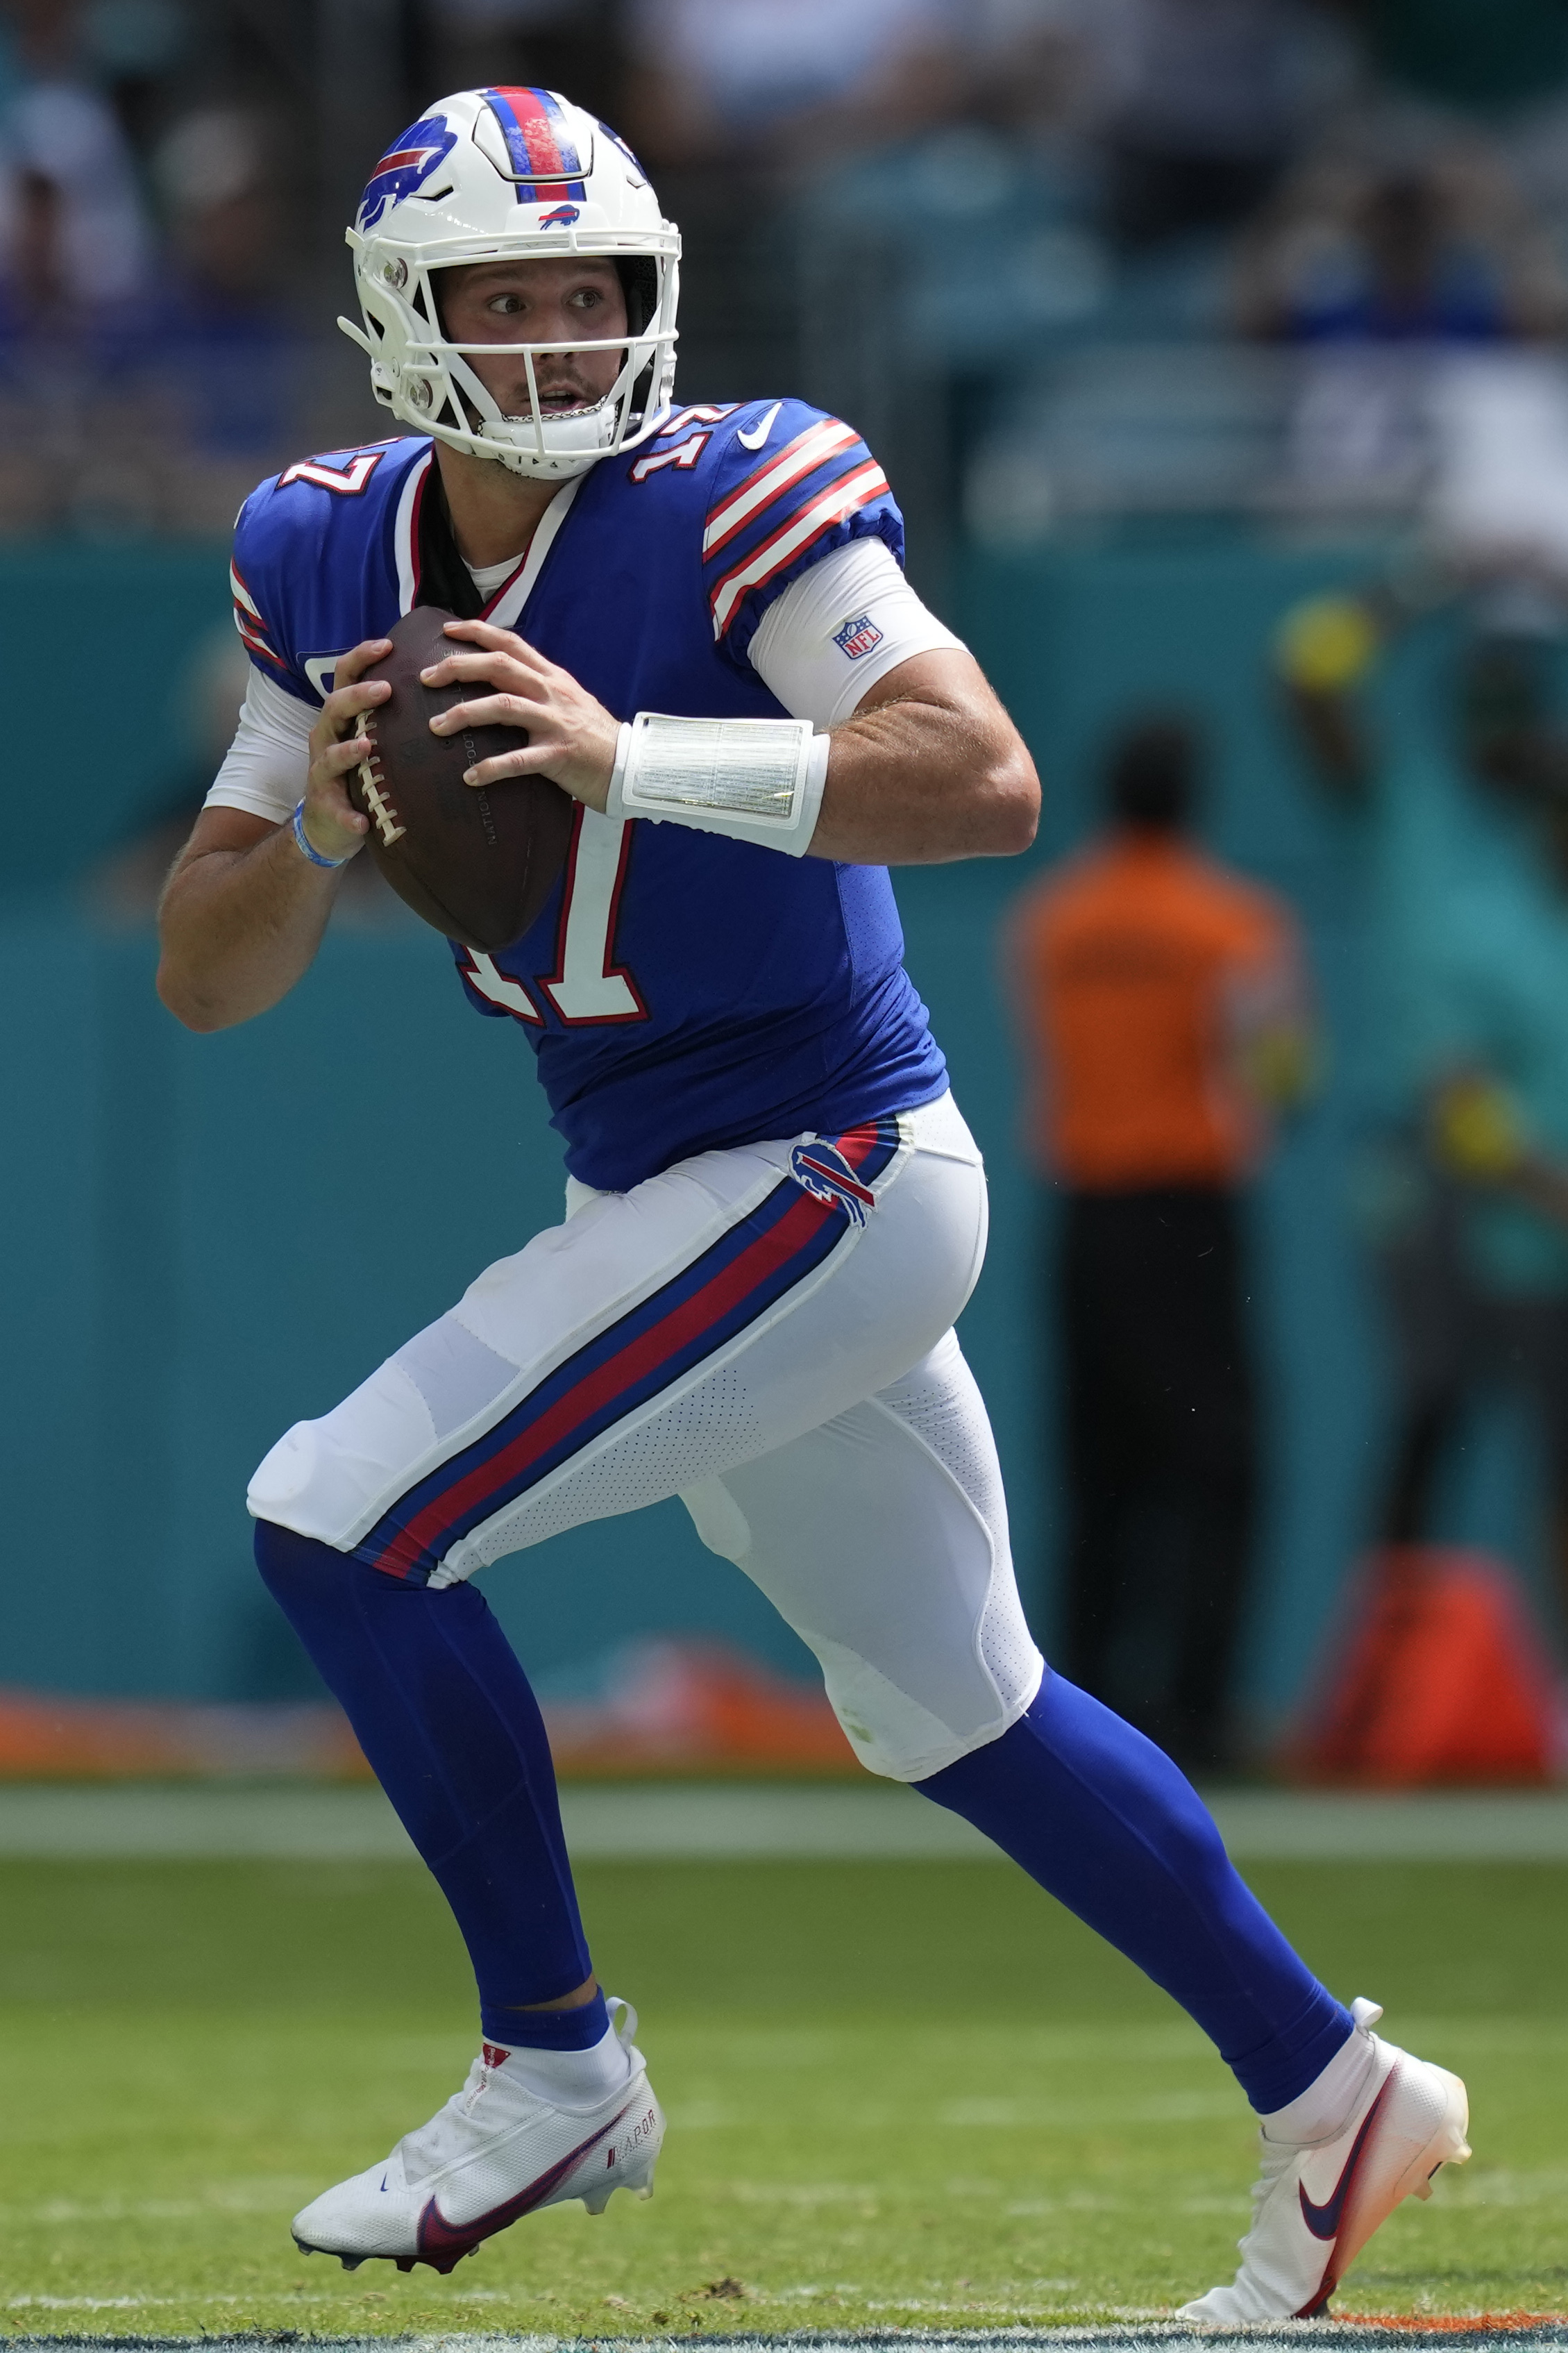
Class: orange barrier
0,1639,857,1782
542,1637,857,1778
1285,1546,1565,1787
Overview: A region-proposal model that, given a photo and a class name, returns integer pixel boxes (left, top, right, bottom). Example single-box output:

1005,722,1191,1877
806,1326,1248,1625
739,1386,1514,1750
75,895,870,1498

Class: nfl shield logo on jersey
789,1140,878,1227
832,612,884,662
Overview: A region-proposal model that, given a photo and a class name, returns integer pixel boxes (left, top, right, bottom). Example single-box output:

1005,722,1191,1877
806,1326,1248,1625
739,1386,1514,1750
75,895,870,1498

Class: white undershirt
202,535,966,829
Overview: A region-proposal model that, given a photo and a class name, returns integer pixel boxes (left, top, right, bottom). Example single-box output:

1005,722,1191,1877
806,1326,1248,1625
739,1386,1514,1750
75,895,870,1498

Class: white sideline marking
5,2326,1567,2349
0,1781,1566,1861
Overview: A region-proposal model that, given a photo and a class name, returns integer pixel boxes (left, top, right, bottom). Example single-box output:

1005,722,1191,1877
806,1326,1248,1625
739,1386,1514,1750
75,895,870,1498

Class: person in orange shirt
1008,714,1315,1773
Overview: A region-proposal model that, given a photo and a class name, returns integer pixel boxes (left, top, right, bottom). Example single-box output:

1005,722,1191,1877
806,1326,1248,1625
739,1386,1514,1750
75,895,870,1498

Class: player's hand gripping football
421,619,619,813
301,637,394,862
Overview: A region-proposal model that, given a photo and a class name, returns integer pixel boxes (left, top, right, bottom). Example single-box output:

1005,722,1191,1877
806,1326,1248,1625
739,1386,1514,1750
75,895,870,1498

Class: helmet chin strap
432,336,645,480
480,405,616,472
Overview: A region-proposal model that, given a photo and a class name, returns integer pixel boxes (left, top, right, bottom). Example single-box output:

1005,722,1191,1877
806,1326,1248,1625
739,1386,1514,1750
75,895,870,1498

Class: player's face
438,258,629,418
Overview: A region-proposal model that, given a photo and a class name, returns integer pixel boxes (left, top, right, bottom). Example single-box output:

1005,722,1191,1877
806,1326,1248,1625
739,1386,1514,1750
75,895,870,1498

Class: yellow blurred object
1274,594,1381,693
1239,1021,1319,1113
1431,1073,1528,1179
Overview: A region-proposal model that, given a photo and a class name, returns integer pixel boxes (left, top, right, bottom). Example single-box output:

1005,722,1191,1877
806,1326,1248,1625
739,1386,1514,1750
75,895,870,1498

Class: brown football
346,605,575,953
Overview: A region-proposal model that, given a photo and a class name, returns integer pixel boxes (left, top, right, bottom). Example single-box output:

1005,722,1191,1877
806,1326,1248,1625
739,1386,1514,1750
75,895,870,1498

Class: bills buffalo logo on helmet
537,204,582,227
357,114,459,231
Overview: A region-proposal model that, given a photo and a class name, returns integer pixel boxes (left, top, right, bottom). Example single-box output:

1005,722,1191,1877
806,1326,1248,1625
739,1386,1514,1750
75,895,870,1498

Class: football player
156,86,1469,2315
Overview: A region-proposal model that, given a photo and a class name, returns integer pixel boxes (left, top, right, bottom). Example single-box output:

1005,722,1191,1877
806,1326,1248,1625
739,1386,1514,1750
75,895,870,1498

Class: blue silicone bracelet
292,798,351,870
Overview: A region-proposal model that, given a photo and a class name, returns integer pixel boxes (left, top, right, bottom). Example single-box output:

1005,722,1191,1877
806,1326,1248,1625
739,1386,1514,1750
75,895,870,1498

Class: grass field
0,1849,1565,2337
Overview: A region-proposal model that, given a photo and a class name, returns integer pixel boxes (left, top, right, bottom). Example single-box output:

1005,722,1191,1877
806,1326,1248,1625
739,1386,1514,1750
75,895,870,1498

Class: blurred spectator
1076,0,1354,249
1277,578,1568,1639
1006,716,1315,1771
623,0,963,170
0,0,160,533
1236,144,1568,342
0,76,150,310
1339,0,1568,117
119,106,305,530
429,0,623,126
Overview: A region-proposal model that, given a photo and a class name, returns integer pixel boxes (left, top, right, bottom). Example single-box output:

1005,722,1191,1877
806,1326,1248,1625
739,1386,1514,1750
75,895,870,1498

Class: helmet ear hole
615,257,657,337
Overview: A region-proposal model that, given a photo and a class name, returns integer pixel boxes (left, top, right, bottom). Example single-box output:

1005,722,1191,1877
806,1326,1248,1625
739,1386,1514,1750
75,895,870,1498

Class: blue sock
918,1673,1353,2113
495,1990,610,2051
255,1521,593,2047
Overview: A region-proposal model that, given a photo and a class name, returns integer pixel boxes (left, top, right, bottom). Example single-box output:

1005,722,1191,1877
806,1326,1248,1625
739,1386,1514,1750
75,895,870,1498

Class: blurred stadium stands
2,0,1567,1766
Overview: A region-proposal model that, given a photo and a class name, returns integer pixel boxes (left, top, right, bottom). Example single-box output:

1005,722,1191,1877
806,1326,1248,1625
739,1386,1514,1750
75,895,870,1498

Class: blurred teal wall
0,539,1542,1716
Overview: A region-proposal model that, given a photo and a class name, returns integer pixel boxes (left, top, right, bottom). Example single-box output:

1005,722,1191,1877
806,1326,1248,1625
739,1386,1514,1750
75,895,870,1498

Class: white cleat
292,1997,663,2276
1179,1999,1470,2322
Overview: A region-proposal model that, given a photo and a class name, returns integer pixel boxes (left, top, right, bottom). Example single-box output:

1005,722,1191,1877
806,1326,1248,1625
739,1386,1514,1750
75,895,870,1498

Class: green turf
0,1854,1564,2336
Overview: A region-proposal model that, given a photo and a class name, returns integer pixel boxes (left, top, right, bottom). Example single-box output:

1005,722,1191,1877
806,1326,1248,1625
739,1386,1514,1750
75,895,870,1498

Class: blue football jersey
230,401,949,1190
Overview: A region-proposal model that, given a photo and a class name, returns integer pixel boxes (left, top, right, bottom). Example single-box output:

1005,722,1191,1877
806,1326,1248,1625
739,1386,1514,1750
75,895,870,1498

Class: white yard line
3,2325,1567,2348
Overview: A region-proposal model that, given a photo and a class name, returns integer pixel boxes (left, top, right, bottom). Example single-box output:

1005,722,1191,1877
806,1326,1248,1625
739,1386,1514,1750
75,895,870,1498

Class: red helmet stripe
484,86,584,181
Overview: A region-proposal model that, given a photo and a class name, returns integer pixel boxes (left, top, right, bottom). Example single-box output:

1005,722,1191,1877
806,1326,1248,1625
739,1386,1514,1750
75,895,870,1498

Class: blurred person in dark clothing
623,0,962,169
1007,717,1315,1772
1235,145,1568,342
620,0,965,399
117,108,305,526
429,0,623,126
1082,0,1351,249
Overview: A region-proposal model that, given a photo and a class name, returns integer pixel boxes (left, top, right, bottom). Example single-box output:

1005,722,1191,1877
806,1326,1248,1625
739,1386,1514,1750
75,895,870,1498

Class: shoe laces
1242,2132,1297,2234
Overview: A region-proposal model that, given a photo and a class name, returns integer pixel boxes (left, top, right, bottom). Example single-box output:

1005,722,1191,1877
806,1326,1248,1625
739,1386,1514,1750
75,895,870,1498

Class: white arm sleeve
202,667,317,826
748,536,966,728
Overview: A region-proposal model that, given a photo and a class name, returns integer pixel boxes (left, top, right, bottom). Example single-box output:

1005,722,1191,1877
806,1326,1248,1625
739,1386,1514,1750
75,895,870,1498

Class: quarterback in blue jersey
156,83,1470,2316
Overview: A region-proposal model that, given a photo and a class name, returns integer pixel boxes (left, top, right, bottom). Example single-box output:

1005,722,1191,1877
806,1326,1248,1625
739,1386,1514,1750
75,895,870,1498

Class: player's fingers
316,675,390,751
314,733,373,778
462,742,562,787
332,636,394,688
301,754,370,857
433,623,554,680
430,692,539,736
421,651,534,698
440,618,533,655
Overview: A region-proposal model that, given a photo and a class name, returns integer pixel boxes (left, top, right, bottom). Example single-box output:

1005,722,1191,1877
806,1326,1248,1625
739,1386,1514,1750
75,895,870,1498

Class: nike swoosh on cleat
1299,2075,1394,2242
736,402,782,451
415,2096,638,2266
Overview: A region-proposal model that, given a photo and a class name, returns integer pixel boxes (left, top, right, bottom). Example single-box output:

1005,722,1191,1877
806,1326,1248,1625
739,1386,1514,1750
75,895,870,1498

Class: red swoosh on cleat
416,2097,637,2264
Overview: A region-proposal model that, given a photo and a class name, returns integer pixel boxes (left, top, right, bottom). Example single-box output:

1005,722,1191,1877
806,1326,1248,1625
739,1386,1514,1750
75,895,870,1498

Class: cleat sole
582,2162,657,2218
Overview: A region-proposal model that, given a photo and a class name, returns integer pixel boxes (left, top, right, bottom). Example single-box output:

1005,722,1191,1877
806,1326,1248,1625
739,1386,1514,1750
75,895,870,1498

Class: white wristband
605,712,829,855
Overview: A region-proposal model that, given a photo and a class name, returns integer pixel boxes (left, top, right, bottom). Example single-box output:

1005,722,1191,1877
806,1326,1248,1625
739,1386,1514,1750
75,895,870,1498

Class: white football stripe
228,562,264,623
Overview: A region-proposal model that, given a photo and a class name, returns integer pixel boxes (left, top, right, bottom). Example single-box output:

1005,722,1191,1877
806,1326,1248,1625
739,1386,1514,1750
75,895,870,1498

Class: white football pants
248,1091,1044,1781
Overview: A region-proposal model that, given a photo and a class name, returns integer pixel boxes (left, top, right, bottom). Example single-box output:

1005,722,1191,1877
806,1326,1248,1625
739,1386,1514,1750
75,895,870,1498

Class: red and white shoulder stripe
230,560,290,675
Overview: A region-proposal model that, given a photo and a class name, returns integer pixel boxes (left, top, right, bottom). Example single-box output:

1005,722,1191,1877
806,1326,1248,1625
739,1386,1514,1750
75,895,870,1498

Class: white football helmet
340,86,680,480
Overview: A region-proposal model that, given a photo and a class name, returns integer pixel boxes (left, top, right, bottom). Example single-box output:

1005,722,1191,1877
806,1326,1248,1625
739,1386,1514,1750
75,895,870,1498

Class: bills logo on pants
789,1139,877,1226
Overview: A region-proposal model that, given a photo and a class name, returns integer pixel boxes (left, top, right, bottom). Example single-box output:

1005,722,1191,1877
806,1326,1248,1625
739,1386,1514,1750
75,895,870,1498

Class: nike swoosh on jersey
1298,2076,1393,2241
415,2100,632,2257
736,401,782,451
